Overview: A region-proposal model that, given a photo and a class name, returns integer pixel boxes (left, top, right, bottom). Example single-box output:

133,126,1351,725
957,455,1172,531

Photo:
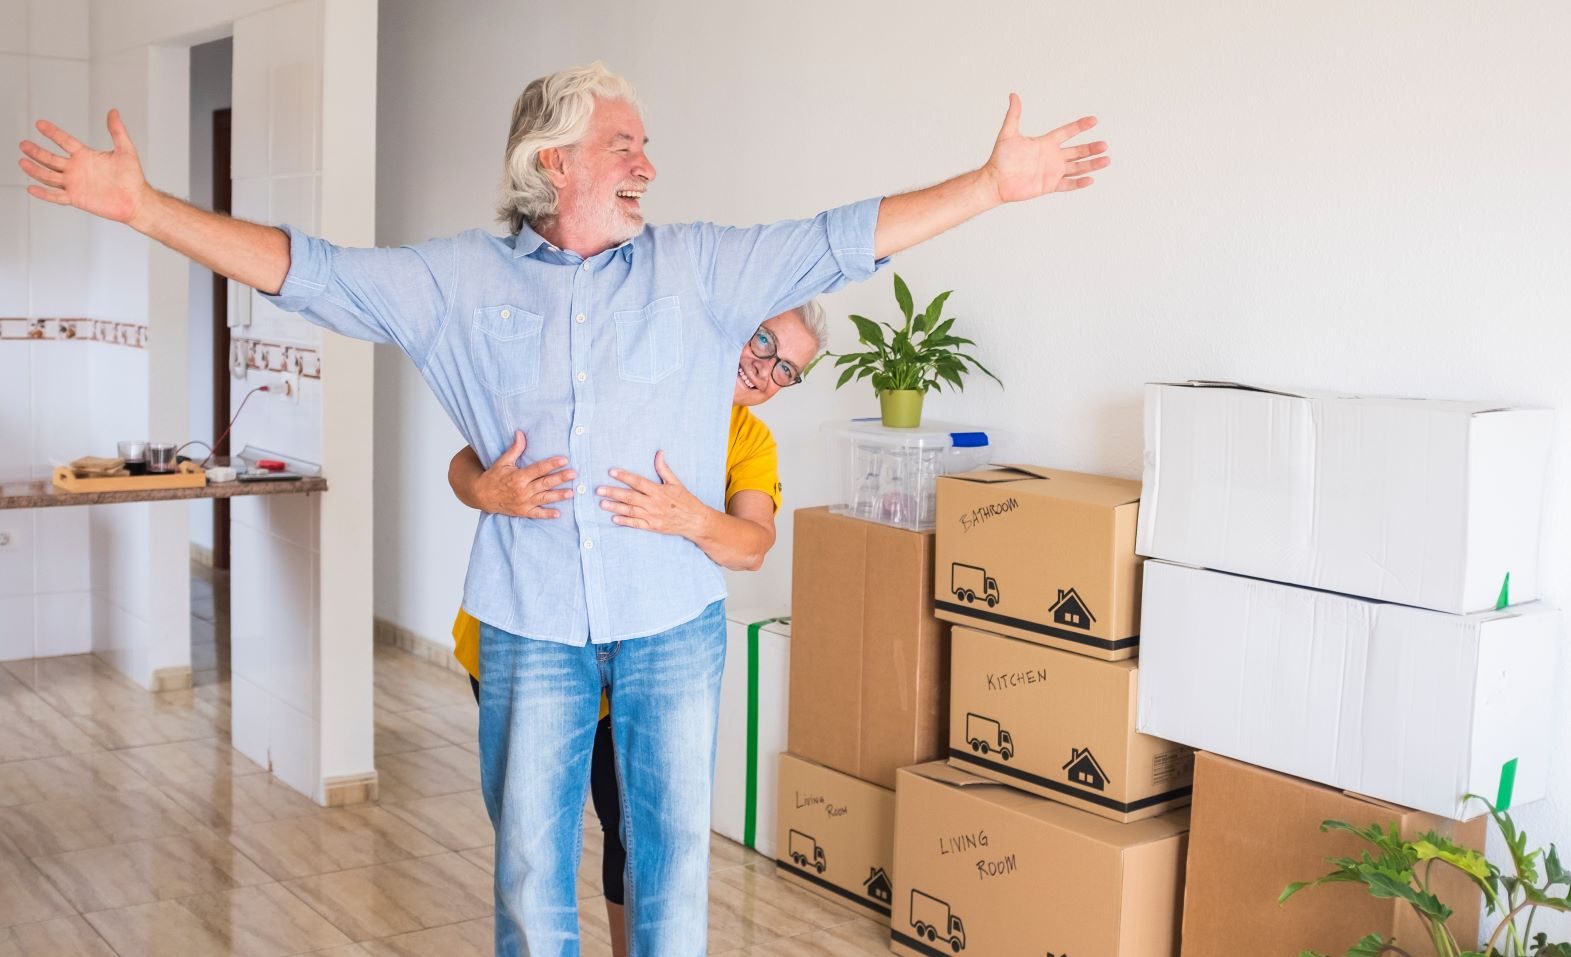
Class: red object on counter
256,459,287,472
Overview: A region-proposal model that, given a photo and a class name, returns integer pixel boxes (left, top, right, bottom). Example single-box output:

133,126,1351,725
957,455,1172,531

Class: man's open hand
473,431,576,519
18,110,154,227
982,94,1110,202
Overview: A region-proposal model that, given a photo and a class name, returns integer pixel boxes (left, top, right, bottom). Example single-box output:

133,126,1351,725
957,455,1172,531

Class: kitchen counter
0,470,328,510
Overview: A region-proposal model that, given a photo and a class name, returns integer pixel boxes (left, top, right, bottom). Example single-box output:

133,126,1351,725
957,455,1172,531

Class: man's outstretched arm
873,94,1110,260
19,110,291,293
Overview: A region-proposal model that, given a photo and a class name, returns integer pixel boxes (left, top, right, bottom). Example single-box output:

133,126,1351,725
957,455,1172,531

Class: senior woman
447,300,824,955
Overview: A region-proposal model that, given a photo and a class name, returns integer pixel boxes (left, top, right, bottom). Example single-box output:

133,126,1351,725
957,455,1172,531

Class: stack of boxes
1134,381,1561,956
889,466,1195,956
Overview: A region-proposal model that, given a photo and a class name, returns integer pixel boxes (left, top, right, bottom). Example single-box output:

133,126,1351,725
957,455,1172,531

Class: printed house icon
1062,747,1109,791
1049,587,1096,630
863,866,893,904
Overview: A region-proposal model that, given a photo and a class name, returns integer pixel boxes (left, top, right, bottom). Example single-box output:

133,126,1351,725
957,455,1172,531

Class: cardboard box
934,466,1143,660
1138,559,1562,819
712,613,791,858
947,625,1193,822
774,752,896,924
892,762,1189,957
1136,381,1553,614
788,507,950,789
1182,752,1484,957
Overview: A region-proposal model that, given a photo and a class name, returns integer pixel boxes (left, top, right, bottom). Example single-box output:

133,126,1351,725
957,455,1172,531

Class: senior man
18,62,1108,956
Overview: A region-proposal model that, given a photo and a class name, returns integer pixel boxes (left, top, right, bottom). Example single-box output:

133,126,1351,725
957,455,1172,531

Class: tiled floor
0,565,891,956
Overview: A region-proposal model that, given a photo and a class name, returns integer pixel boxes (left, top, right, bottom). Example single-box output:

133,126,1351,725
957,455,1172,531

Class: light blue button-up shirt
266,198,887,644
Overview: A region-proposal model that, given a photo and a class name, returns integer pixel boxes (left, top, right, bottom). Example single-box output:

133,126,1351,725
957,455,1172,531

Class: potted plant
830,273,999,428
1280,797,1571,957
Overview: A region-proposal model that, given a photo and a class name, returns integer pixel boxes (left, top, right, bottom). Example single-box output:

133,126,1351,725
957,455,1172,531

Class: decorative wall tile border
232,336,323,379
0,317,149,349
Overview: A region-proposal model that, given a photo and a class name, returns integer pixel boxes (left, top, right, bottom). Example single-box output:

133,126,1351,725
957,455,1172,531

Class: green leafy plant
829,273,1000,396
1280,798,1571,957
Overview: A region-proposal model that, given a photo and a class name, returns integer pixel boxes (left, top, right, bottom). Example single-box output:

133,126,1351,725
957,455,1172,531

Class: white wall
0,0,97,663
372,0,1571,937
186,36,232,554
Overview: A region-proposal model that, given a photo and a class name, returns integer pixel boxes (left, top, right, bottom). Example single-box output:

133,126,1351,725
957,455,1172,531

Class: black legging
470,676,627,905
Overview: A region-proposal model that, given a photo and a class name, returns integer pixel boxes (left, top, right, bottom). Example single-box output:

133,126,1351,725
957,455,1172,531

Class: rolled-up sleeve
685,197,891,347
262,225,457,369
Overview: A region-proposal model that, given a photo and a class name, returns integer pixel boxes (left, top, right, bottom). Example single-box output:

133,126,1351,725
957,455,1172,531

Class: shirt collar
511,223,640,264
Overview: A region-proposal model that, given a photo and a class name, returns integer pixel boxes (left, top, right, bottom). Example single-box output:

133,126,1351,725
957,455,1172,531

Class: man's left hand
598,452,705,537
983,94,1110,202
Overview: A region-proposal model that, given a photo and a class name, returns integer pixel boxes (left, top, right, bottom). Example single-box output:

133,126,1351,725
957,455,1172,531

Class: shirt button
581,262,591,271
583,539,593,550
575,314,586,324
574,426,585,435
576,371,587,382
500,309,511,319
577,484,587,494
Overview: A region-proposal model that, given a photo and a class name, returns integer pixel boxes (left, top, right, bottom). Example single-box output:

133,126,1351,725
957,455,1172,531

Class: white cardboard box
1136,381,1553,614
713,613,791,857
1136,560,1561,819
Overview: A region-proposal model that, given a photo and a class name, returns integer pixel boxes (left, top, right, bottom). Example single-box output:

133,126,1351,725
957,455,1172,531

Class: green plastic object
1497,757,1518,811
1496,572,1511,610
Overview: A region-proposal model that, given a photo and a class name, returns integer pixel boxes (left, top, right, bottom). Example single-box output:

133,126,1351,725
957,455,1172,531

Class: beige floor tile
0,916,117,957
704,860,864,949
458,844,493,875
0,671,100,763
227,806,446,881
358,916,494,957
32,830,272,912
86,882,350,957
711,834,763,872
372,707,449,756
116,740,316,833
303,947,374,956
734,917,892,956
0,787,205,857
283,851,492,942
0,751,151,808
0,836,75,929
3,655,154,717
67,690,228,750
393,703,479,750
382,789,493,852
115,737,266,785
371,650,474,713
373,745,481,804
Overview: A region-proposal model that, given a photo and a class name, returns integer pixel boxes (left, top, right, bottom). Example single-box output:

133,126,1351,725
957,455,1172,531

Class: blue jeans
478,601,726,956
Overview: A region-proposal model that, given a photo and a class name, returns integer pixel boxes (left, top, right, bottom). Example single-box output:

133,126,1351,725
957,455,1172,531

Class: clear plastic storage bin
825,419,995,531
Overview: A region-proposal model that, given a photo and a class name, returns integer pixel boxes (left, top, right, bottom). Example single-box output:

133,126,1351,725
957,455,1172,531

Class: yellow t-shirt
451,405,781,697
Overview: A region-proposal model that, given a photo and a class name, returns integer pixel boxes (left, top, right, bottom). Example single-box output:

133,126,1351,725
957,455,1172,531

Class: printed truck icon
910,889,967,952
788,829,826,874
964,712,1014,761
951,563,1000,608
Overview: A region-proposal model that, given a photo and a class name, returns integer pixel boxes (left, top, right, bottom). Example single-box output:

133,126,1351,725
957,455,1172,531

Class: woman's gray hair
496,62,642,235
794,300,830,358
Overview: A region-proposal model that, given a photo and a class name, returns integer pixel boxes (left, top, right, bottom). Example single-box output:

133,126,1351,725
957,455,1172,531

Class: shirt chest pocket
473,305,544,396
614,296,683,384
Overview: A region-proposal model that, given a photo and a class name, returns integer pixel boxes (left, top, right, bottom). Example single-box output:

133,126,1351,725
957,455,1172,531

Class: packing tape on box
743,616,789,849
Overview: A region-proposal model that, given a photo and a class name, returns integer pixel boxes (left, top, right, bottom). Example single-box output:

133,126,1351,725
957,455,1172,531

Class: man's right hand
451,431,576,519
19,110,153,227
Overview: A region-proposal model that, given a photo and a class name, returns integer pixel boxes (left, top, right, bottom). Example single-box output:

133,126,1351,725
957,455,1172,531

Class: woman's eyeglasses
747,327,802,387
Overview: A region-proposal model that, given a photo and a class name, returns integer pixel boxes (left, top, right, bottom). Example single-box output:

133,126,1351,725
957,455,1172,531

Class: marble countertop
0,470,328,510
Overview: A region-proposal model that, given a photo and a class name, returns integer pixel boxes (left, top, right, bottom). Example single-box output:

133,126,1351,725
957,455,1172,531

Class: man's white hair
496,62,643,235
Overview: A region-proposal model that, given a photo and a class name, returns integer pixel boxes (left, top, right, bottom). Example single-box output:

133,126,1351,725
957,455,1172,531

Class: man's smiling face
551,97,655,248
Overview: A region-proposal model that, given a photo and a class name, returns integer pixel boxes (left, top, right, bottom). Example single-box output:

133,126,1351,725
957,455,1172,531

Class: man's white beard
570,195,642,246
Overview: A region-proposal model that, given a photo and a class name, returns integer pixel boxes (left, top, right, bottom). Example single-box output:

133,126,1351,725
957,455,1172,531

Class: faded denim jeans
477,601,726,956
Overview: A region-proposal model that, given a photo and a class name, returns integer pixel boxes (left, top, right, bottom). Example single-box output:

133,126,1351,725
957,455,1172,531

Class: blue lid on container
950,431,989,448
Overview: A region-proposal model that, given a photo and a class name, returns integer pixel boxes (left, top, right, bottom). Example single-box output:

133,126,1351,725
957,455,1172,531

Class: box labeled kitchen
1181,752,1484,957
774,751,896,924
712,613,791,857
789,507,950,789
934,466,1143,660
1136,380,1553,614
891,762,1189,957
1138,559,1563,819
947,625,1193,822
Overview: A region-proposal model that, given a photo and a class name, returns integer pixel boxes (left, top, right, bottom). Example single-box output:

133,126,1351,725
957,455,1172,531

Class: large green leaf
848,315,885,349
919,290,952,334
1344,934,1396,957
893,273,913,326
